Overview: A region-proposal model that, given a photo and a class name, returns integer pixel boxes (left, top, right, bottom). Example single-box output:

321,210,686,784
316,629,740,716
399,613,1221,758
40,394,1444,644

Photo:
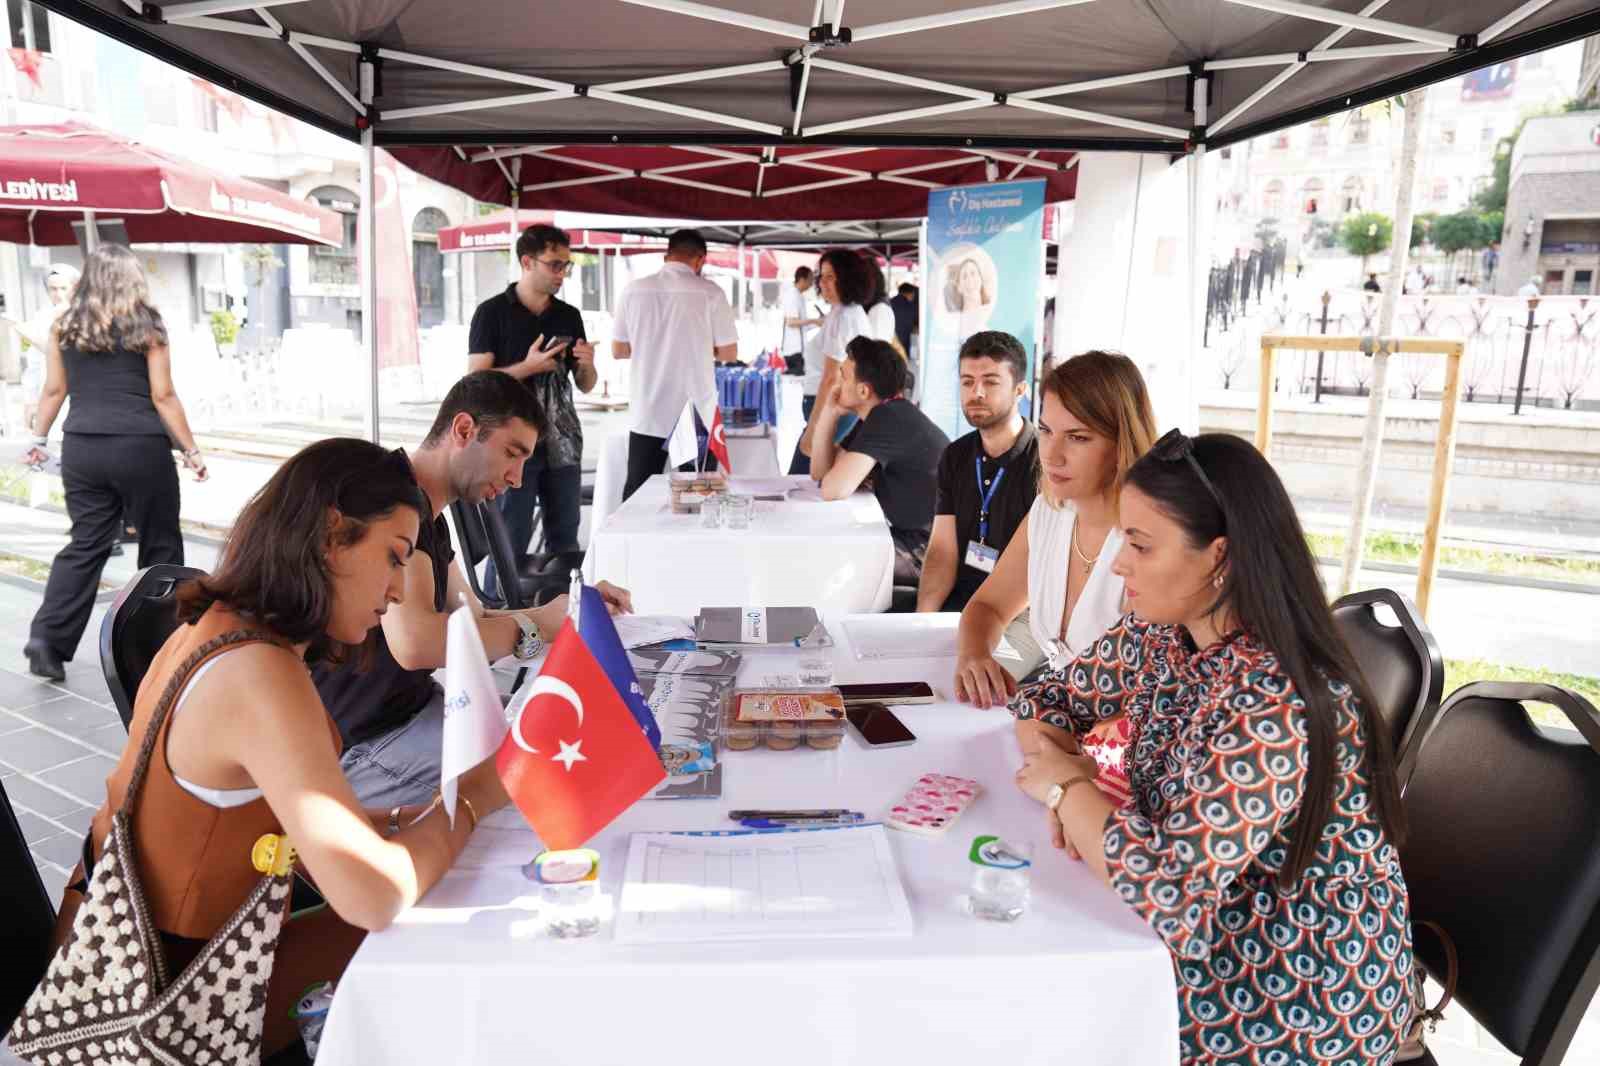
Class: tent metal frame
33,0,1600,440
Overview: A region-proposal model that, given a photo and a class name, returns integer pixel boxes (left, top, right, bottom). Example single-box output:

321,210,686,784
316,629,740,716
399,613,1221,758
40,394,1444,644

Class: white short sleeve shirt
614,262,741,436
803,302,872,395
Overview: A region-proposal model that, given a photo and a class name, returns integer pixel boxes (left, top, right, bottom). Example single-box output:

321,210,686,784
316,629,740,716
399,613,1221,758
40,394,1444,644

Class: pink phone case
885,773,982,837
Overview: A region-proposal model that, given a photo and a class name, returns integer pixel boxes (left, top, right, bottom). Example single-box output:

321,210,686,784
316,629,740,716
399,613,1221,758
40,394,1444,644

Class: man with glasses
612,228,739,501
468,224,595,595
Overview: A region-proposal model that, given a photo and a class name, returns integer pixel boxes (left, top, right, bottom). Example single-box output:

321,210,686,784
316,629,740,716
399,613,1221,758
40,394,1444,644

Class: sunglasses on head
1150,429,1225,517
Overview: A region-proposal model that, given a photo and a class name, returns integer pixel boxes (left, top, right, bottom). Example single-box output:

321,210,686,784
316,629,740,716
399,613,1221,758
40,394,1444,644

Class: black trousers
30,433,184,660
623,431,719,503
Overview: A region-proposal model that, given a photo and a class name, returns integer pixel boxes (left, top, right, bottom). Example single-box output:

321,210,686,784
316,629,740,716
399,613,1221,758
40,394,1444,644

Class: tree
1432,211,1488,277
1339,211,1393,280
1410,211,1438,250
1254,216,1281,248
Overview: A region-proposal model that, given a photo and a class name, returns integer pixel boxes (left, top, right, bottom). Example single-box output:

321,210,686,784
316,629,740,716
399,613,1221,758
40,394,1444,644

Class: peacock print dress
1012,616,1415,1065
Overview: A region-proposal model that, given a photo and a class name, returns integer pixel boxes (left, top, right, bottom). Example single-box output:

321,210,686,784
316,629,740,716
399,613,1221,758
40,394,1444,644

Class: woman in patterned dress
1013,431,1414,1065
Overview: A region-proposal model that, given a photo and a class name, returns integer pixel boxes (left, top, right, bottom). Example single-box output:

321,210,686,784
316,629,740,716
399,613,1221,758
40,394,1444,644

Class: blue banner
921,180,1047,437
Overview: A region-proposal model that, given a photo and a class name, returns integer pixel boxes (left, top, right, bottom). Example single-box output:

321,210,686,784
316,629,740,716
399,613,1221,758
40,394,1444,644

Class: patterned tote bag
8,631,298,1066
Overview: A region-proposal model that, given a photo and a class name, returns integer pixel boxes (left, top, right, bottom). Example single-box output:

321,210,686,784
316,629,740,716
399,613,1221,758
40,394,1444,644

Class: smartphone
835,681,935,707
546,334,576,368
846,702,917,748
885,773,981,836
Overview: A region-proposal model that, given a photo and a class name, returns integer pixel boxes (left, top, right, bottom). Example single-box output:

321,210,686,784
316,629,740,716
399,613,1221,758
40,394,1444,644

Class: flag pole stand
568,569,583,626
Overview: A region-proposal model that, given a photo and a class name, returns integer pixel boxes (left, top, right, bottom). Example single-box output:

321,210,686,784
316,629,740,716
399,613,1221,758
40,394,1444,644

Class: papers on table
726,474,808,498
612,614,695,649
843,614,961,661
615,824,913,944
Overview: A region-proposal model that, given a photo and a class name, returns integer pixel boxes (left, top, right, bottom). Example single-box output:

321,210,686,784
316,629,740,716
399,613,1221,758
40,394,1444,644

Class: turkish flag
496,620,665,850
706,406,732,473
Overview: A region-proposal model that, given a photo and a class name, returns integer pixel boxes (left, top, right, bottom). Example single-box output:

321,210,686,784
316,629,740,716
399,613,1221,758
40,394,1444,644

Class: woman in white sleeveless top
954,350,1157,686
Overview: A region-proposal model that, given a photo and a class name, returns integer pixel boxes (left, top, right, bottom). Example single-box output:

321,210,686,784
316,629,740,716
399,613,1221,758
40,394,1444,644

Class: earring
1212,574,1224,589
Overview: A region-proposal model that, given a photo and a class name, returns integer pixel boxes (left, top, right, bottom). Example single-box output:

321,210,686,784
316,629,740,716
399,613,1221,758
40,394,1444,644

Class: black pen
727,809,858,821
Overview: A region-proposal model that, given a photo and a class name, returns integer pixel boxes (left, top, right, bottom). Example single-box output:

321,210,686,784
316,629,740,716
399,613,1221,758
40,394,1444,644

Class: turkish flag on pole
497,621,665,850
698,395,732,473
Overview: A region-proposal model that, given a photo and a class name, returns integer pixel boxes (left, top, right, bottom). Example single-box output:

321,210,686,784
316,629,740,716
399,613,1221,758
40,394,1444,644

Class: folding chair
98,564,208,730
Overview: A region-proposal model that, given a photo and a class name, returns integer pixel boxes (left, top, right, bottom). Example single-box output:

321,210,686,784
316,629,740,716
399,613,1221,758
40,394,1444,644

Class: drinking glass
723,493,754,530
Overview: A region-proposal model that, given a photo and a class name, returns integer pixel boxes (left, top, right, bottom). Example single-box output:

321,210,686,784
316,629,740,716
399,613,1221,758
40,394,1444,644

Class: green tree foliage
1340,212,1392,258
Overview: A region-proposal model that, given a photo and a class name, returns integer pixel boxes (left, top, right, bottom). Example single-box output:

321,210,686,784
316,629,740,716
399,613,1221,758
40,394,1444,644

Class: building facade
1496,109,1600,296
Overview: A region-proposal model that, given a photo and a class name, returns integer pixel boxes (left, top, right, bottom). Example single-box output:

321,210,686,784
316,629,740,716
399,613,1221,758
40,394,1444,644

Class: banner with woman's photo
920,179,1047,437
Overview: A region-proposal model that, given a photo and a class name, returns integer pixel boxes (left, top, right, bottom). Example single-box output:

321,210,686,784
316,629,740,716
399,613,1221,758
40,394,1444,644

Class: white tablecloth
583,474,894,616
316,620,1180,1066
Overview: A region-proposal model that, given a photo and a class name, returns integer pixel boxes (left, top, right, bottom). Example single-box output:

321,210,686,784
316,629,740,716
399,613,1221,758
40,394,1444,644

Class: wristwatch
512,613,543,661
1045,774,1095,812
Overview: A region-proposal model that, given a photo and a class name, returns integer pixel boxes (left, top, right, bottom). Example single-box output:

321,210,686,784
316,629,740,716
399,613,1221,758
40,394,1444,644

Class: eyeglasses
536,258,575,274
1150,429,1225,517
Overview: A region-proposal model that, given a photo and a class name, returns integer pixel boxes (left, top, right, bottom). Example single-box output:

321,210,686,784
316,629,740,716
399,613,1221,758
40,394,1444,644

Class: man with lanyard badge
918,331,1038,612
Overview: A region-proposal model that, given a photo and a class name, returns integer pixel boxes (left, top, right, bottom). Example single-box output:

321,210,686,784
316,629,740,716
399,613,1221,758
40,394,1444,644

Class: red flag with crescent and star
496,620,666,850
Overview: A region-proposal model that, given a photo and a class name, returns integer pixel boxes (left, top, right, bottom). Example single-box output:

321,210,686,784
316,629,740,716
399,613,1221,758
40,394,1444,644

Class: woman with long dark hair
12,438,510,1063
790,248,872,475
22,244,207,682
1013,431,1414,1065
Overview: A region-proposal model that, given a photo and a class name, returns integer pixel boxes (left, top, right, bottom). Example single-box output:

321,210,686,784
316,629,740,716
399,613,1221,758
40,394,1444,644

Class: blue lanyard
974,455,1006,544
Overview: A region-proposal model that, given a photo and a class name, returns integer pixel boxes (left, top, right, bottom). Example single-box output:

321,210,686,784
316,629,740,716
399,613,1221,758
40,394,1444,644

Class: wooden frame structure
1256,334,1465,618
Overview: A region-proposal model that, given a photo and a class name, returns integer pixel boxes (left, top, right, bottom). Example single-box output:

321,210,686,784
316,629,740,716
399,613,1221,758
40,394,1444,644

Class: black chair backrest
480,503,529,610
1401,682,1600,1066
98,564,208,729
447,500,526,611
1,778,56,1030
1331,588,1444,788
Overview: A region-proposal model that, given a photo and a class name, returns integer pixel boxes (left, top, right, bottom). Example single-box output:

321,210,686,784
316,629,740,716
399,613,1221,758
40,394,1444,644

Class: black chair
1331,588,1444,789
1,778,56,1031
1401,682,1600,1066
99,564,208,730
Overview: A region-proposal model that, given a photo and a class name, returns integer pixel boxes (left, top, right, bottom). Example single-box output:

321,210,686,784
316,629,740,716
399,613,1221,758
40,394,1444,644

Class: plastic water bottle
290,981,336,1059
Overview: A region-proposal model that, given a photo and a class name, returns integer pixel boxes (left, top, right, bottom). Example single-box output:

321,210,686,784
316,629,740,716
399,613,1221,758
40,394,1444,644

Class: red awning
393,145,1078,223
0,121,342,246
438,210,673,254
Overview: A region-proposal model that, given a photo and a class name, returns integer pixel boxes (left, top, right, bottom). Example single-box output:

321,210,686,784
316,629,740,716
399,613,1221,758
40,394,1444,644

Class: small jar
526,848,602,939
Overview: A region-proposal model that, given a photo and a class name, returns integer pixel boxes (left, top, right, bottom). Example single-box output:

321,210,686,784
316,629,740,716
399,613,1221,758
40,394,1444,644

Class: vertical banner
921,180,1047,438
358,148,421,369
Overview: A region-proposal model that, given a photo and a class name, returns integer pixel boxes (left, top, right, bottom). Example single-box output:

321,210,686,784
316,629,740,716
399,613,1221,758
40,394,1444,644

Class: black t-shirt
468,285,587,468
888,294,916,351
840,399,950,540
313,452,455,747
933,422,1039,611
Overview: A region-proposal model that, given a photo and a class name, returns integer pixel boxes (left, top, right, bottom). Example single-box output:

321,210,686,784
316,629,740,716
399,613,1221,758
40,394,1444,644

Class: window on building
307,185,359,287
1301,178,1324,216
1262,179,1284,217
1575,270,1594,296
1310,119,1330,150
1435,121,1456,148
1430,179,1450,204
1271,131,1291,150
6,0,51,53
1340,176,1363,214
1480,124,1496,149
196,92,220,133
411,206,448,329
1348,114,1371,146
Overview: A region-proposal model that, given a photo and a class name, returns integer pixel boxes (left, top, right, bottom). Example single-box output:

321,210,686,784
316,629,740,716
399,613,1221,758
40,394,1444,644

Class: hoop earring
1212,574,1224,589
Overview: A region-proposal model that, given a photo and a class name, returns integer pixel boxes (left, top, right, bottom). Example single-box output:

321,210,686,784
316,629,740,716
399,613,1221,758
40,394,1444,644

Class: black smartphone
835,681,935,707
845,702,917,748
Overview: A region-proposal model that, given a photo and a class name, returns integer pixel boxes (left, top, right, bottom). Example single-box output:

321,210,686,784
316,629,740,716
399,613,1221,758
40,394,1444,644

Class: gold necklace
1070,517,1096,576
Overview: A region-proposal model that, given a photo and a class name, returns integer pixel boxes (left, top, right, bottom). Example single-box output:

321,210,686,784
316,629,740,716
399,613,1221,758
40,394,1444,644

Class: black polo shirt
933,421,1039,611
839,398,950,541
312,451,455,747
468,285,587,468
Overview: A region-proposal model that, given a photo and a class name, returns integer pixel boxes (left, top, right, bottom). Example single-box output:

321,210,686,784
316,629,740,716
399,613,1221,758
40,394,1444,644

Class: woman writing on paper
954,351,1156,803
1012,432,1414,1065
8,440,511,1064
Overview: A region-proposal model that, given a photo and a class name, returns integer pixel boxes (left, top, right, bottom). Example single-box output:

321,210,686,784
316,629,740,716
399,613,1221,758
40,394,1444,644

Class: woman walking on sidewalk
22,244,207,682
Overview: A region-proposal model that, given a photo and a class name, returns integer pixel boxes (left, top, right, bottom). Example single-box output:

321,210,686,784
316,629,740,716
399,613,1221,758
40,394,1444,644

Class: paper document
613,614,695,649
727,475,808,497
843,614,960,661
615,824,913,943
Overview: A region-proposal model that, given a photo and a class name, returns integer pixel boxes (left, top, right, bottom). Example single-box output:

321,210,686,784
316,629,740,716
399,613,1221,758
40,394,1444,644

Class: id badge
964,541,999,573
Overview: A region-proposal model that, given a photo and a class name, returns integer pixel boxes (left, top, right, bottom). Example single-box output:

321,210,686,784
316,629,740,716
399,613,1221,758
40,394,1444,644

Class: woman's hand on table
595,580,633,615
1014,741,1098,807
954,653,1016,709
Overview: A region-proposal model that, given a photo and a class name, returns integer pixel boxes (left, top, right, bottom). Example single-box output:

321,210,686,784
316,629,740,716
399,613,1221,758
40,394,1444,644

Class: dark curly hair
819,249,871,307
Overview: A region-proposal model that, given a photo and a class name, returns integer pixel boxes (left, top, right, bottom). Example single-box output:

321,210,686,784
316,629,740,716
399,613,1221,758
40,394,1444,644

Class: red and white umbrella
0,121,341,247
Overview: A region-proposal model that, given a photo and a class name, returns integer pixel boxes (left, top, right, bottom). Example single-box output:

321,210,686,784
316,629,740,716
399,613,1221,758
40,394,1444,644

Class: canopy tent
438,207,923,253
38,0,1598,439
0,121,342,246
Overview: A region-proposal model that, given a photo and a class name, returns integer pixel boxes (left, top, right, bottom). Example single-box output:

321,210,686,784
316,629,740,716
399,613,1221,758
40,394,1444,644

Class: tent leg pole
83,210,99,253
359,126,378,444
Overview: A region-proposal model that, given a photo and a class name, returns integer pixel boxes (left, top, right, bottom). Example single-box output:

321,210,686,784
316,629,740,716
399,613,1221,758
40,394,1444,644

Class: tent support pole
509,158,521,282
359,61,378,444
1186,74,1209,436
82,210,99,253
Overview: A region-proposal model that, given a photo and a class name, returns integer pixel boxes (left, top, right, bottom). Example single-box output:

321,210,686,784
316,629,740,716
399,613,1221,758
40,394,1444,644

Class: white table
317,619,1180,1066
583,474,895,616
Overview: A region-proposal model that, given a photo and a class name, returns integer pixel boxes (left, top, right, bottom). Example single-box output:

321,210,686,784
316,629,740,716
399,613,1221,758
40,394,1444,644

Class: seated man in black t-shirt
314,371,633,808
809,336,951,584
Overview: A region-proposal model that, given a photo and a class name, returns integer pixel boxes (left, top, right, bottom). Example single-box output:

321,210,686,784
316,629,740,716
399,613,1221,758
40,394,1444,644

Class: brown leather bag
1396,919,1460,1061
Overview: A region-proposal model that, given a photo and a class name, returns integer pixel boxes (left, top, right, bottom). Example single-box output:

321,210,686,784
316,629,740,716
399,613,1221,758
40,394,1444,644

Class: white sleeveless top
1024,495,1126,672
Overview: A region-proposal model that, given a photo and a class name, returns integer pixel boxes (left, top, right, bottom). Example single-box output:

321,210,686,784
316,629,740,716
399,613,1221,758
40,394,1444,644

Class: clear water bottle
525,848,602,939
